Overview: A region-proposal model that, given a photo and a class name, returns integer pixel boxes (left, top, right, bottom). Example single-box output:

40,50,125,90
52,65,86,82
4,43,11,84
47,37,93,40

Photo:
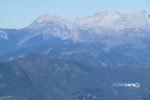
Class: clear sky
0,0,150,29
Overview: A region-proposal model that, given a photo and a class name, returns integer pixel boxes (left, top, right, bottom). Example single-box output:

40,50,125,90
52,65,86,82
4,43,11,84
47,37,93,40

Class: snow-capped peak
26,14,79,41
29,14,75,30
74,11,122,30
34,14,63,24
124,11,150,28
29,11,150,32
75,11,150,30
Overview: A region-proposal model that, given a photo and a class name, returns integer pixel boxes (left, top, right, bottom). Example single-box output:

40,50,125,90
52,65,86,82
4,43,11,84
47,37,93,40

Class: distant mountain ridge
1,11,150,49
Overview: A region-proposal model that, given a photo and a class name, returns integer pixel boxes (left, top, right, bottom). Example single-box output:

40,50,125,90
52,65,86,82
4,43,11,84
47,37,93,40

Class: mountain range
1,11,150,100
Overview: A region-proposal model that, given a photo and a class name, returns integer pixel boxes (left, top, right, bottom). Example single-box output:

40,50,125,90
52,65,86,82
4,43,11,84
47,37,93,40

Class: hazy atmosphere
0,0,150,28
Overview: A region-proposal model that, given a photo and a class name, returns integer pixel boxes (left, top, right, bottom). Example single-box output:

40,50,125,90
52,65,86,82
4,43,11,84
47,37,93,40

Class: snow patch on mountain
44,47,53,55
17,33,40,46
0,30,8,40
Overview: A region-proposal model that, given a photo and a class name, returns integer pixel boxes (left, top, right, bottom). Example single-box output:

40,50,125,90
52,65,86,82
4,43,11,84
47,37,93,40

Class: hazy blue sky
0,0,150,28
